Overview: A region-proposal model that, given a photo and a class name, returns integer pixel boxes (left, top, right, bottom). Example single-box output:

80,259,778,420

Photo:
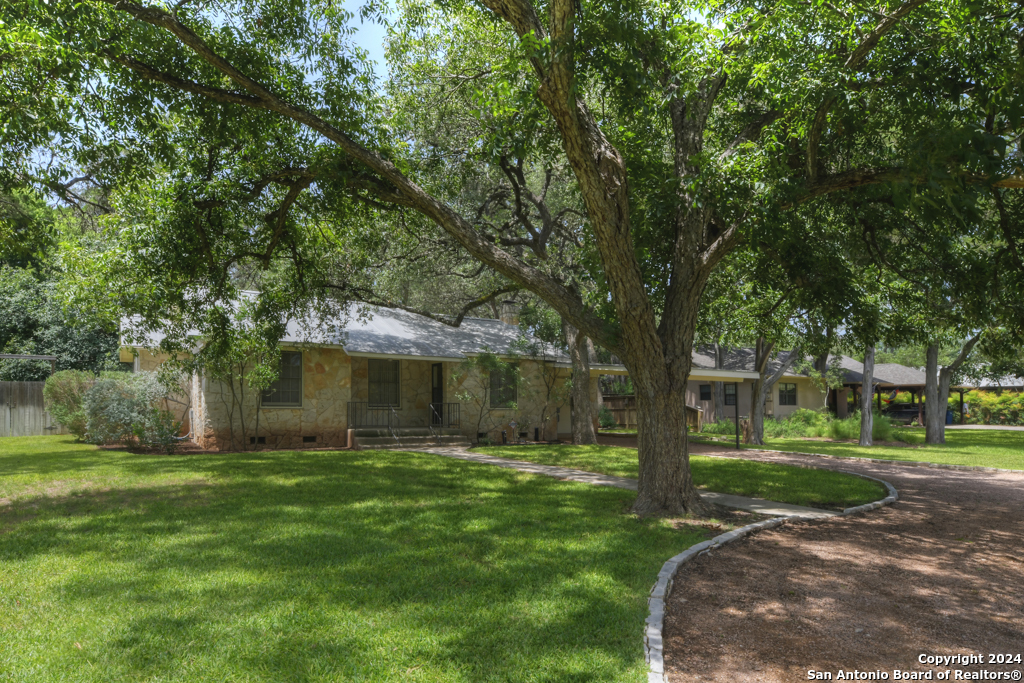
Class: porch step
352,427,461,438
354,434,472,449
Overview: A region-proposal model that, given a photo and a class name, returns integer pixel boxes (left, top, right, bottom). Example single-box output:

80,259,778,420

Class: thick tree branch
100,0,616,351
806,0,931,180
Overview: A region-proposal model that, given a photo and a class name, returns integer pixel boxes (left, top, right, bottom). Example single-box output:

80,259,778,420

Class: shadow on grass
0,440,708,682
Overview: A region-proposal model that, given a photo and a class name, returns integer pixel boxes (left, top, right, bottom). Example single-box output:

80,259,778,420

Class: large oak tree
3,0,1022,513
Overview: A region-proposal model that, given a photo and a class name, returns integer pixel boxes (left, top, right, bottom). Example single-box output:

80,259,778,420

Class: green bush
827,411,902,442
83,372,182,452
701,419,737,435
597,406,617,429
42,370,95,440
963,389,1024,426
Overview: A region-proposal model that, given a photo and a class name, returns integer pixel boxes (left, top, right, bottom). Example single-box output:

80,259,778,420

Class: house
685,346,828,421
122,304,593,450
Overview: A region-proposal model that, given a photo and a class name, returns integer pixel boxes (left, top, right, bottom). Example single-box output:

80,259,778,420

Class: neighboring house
122,305,594,450
687,346,828,421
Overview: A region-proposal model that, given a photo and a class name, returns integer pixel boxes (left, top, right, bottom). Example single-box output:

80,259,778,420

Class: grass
707,429,1024,470
475,445,886,510
0,435,713,683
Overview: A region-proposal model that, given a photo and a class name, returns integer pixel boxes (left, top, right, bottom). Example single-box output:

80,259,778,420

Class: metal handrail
428,404,440,445
387,405,401,446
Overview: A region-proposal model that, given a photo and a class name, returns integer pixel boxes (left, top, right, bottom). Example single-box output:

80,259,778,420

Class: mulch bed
664,450,1024,682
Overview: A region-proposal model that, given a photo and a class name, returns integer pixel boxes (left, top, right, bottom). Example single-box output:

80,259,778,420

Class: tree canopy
3,0,1022,513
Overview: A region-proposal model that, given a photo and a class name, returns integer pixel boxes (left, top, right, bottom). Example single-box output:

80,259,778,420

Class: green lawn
0,436,710,683
694,429,1024,470
475,445,886,509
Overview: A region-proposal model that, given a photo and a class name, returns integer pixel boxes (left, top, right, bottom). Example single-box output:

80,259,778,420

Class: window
724,383,737,406
699,384,712,401
263,351,302,406
490,363,518,408
368,359,401,407
779,383,797,406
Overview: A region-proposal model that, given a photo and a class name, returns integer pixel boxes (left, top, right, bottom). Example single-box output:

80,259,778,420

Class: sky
346,2,391,78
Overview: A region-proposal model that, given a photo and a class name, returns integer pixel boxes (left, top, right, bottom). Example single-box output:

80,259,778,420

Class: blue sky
347,2,391,77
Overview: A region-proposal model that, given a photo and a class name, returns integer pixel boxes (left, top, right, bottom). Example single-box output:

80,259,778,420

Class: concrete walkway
945,423,1024,430
404,446,836,519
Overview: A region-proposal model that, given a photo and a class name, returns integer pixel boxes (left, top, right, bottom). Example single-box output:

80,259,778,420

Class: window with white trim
779,382,798,406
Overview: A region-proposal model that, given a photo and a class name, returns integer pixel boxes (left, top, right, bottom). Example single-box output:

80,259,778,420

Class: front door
431,363,443,425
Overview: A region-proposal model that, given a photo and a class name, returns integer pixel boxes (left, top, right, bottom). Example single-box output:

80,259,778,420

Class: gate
0,381,66,437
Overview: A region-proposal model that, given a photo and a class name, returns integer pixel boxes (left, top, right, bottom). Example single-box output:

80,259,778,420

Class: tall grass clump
828,411,902,441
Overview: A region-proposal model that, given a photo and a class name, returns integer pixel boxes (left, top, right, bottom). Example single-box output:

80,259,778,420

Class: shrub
597,406,617,429
83,371,182,452
701,419,737,435
963,389,1024,426
43,370,95,440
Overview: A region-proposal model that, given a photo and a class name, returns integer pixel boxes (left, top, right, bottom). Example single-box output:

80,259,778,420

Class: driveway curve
665,444,1024,683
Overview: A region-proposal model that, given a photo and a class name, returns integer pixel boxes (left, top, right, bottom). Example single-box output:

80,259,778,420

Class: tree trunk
859,346,875,446
633,384,707,516
750,345,802,446
713,342,725,422
751,381,768,445
924,334,981,444
924,343,944,444
563,319,597,445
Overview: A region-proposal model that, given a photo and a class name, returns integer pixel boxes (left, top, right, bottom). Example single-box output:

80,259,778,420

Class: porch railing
429,402,460,429
347,402,401,446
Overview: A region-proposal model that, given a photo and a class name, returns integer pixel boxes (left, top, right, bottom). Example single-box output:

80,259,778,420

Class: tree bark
924,343,943,443
925,335,981,444
750,345,802,446
713,342,725,422
563,320,597,445
859,346,875,446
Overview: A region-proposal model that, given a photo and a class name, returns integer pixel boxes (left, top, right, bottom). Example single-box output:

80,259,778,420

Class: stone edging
750,447,1024,474
644,473,899,683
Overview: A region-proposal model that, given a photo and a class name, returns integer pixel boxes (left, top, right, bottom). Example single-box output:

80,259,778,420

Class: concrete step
352,427,462,438
371,441,473,451
355,435,471,449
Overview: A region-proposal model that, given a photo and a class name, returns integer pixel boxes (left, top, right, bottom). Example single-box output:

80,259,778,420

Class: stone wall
194,346,352,450
450,358,569,443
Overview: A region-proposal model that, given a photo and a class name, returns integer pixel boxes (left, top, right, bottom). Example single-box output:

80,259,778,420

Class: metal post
959,389,965,424
734,382,740,450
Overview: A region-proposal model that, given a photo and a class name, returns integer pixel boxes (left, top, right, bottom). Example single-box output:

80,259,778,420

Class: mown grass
727,429,1024,470
475,445,885,509
0,436,710,683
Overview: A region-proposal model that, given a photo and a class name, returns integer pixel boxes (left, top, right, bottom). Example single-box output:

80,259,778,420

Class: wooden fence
601,394,703,432
0,381,67,437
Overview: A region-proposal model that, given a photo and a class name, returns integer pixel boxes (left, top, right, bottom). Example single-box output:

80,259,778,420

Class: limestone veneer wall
452,359,568,443
195,346,352,450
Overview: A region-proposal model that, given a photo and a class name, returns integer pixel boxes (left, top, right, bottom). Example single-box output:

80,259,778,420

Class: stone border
644,472,899,683
746,446,1024,474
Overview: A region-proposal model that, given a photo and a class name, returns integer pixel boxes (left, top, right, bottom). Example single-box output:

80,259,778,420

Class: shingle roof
282,305,565,361
693,346,808,377
128,302,566,362
872,363,927,387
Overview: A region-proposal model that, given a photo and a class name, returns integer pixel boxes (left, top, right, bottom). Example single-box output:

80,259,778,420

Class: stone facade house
122,305,594,450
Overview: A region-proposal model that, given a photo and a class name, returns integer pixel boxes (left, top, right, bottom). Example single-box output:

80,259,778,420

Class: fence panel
0,381,67,437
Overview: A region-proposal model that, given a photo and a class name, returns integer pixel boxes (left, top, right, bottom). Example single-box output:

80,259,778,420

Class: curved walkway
666,443,1024,682
406,446,838,518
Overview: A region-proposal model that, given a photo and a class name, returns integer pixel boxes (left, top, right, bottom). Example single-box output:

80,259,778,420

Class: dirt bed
666,444,1024,683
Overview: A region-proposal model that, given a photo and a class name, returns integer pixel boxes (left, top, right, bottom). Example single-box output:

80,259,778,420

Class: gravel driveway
665,444,1024,682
